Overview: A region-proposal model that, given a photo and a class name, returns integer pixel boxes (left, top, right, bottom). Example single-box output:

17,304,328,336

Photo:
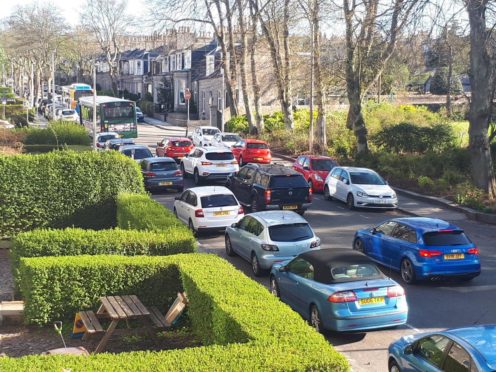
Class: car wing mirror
371,227,377,234
404,344,413,355
174,196,181,201
303,166,310,170
231,222,238,228
278,265,288,272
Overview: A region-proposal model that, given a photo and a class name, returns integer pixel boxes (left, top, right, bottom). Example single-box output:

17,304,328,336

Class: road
137,122,496,371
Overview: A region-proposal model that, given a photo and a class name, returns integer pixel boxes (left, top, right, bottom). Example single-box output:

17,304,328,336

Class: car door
231,216,253,260
402,335,452,372
442,341,473,372
278,258,314,316
184,191,199,226
175,190,190,222
302,157,312,181
327,168,342,198
239,167,256,203
385,224,418,270
366,221,398,264
229,167,249,204
337,170,351,201
293,156,306,175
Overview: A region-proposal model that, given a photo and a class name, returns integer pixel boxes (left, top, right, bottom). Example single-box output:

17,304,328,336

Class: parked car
96,132,119,149
191,126,221,147
388,325,496,372
231,139,271,165
119,144,153,162
105,138,134,151
324,166,398,209
173,186,244,234
353,217,481,284
156,137,194,161
212,132,242,148
59,109,79,122
293,155,338,193
141,157,183,192
135,107,145,122
180,147,239,185
226,164,312,214
270,248,408,332
225,211,320,276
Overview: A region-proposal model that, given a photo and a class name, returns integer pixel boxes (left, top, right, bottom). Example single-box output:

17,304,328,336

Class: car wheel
346,193,355,210
324,185,332,201
269,276,280,298
194,169,202,185
181,163,188,178
188,219,197,236
310,305,322,333
225,235,236,257
173,207,177,218
251,196,259,212
389,359,400,372
251,253,263,277
400,258,416,284
353,238,364,253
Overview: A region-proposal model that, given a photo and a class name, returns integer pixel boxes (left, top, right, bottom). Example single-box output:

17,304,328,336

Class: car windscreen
150,162,178,171
123,148,152,159
311,159,337,171
350,171,386,185
171,140,191,147
200,194,238,208
423,231,471,246
269,175,308,188
202,128,220,135
223,135,240,142
62,110,75,115
269,223,313,242
99,135,117,142
247,143,268,149
330,263,383,281
205,152,234,161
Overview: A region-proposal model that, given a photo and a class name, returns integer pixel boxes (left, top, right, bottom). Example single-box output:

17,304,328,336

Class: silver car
225,211,321,276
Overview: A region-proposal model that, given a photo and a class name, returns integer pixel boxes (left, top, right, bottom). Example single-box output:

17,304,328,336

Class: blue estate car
140,157,184,192
353,217,481,284
388,325,496,372
269,249,408,332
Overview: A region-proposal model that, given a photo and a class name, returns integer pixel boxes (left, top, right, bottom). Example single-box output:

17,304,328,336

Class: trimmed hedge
0,151,144,237
117,192,183,230
23,122,91,146
12,254,349,370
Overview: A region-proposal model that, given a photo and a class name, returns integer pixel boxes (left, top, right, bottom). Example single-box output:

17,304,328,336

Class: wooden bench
78,310,104,339
148,306,169,328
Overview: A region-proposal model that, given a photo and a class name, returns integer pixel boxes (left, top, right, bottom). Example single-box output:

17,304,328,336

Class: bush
417,176,435,191
263,111,285,132
225,115,249,134
139,100,154,116
23,122,90,146
454,182,487,211
0,151,144,237
117,193,184,231
13,254,349,370
430,67,463,95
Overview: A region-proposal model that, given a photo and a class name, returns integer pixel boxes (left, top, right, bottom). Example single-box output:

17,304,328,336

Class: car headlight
391,192,397,198
314,174,323,182
356,191,369,198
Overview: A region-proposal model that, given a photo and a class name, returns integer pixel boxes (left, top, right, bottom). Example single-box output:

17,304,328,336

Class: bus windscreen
102,103,135,120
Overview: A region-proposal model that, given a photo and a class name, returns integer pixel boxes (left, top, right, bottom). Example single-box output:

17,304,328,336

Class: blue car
353,217,481,284
388,325,496,372
140,157,184,192
269,248,408,332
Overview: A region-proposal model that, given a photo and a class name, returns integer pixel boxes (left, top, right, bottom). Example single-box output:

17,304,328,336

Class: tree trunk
225,1,239,110
282,0,294,130
313,4,326,154
249,3,264,132
446,45,453,118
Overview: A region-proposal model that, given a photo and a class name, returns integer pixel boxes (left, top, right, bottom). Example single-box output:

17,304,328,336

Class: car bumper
259,254,299,270
311,180,325,192
144,177,183,189
355,196,398,208
416,261,481,279
244,157,271,164
326,310,408,332
196,215,243,230
265,203,312,212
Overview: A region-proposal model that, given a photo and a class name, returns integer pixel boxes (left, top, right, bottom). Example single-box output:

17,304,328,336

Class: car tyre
324,185,332,201
225,235,236,257
251,196,261,212
400,258,416,284
310,305,322,333
251,253,263,277
269,276,280,298
346,193,355,210
389,359,400,372
173,207,178,218
188,219,197,236
181,163,188,178
194,169,202,185
353,238,364,253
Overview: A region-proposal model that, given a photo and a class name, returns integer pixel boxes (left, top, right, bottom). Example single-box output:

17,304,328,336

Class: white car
180,147,239,185
212,132,242,148
173,186,244,234
324,166,398,209
191,126,221,147
96,132,119,149
60,109,79,122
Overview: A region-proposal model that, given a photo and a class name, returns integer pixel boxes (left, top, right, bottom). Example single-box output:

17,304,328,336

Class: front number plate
359,297,385,305
444,254,465,260
282,205,298,210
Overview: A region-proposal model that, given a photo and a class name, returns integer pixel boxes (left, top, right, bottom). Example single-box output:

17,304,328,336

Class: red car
292,155,338,193
231,139,271,166
156,137,194,161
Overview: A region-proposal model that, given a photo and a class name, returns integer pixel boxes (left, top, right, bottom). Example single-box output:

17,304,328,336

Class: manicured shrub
225,115,249,134
0,151,144,237
23,122,90,146
117,193,184,231
13,253,349,370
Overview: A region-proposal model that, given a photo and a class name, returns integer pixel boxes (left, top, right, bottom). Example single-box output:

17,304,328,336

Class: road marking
359,214,370,219
405,324,421,333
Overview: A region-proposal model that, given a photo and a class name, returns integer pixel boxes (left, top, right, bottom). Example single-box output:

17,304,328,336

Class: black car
226,164,312,214
105,138,135,151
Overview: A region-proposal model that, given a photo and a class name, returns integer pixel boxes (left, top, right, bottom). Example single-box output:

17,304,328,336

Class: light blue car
269,248,408,332
224,211,321,276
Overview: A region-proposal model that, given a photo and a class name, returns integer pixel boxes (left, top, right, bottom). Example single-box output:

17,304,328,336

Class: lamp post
92,59,97,150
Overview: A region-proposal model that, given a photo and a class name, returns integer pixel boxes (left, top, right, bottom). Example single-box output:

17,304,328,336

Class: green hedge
12,254,349,370
117,192,183,230
22,122,90,146
0,151,144,237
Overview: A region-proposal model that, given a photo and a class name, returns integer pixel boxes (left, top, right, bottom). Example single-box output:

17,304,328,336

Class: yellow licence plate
158,181,173,186
217,164,227,167
359,297,385,305
254,157,262,161
444,254,465,260
213,211,230,216
282,205,298,210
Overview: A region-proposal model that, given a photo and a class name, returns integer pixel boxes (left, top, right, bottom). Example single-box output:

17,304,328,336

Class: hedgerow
11,254,349,371
22,122,90,146
0,151,144,237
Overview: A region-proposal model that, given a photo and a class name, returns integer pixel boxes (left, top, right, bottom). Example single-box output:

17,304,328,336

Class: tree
430,67,463,94
81,0,130,95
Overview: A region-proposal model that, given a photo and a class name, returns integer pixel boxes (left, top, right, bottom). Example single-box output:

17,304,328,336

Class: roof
339,166,377,173
108,138,134,144
165,137,191,142
142,157,176,163
445,325,496,369
252,211,306,226
198,126,220,130
247,164,300,176
79,96,134,105
301,155,336,160
188,186,232,197
245,138,268,144
201,146,232,153
119,144,150,150
390,217,459,232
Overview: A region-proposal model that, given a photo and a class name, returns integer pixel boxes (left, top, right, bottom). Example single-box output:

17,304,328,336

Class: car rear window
205,152,234,161
62,110,75,115
200,194,238,208
269,175,308,188
123,148,152,159
247,143,268,149
99,134,117,142
423,231,471,246
150,162,178,171
223,135,240,142
202,128,220,135
268,223,313,242
311,159,337,171
171,140,191,147
350,171,386,185
331,263,382,281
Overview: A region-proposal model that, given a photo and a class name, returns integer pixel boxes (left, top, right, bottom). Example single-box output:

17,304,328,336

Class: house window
171,56,176,71
137,61,141,75
206,55,215,76
217,90,222,109
177,53,183,70
164,57,169,73
184,51,192,69
201,91,205,113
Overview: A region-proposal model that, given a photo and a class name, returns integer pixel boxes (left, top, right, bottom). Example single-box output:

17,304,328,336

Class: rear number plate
359,297,385,305
254,157,262,161
217,164,227,167
444,254,465,260
159,181,173,186
213,211,230,216
282,205,298,210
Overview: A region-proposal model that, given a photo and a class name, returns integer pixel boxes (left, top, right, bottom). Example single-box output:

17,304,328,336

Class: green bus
78,96,138,138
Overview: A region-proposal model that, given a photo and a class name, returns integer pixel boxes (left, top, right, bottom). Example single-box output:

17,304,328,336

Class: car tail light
387,285,405,298
265,189,271,204
201,161,213,166
328,291,357,303
143,172,156,177
195,209,204,218
419,249,442,258
261,243,278,251
96,143,103,148
174,170,182,176
238,206,244,215
307,187,313,202
310,238,320,248
467,247,479,255
231,160,238,164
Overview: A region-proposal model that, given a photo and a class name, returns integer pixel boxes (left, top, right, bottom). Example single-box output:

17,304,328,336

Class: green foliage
430,67,463,95
0,151,144,237
139,100,154,116
97,89,116,97
13,254,349,370
117,193,185,231
22,122,90,146
454,182,488,211
417,176,435,191
263,111,285,132
225,115,249,134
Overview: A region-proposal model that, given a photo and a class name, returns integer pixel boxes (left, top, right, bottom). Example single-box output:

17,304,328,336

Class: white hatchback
180,147,239,185
212,132,242,148
324,166,398,209
173,186,244,234
191,126,221,147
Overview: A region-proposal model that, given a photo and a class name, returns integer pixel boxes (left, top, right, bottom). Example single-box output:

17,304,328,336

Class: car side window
247,218,264,236
340,171,350,184
443,342,471,372
375,221,397,236
331,168,342,180
187,192,198,206
140,162,148,170
297,156,305,166
287,258,314,280
392,224,417,243
238,216,251,231
195,149,203,158
261,174,270,188
245,168,256,183
414,335,451,369
180,190,190,202
237,167,249,179
303,157,311,169
253,171,262,184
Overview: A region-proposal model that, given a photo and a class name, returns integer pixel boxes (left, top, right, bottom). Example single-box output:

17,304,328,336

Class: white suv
180,147,239,185
192,126,221,147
